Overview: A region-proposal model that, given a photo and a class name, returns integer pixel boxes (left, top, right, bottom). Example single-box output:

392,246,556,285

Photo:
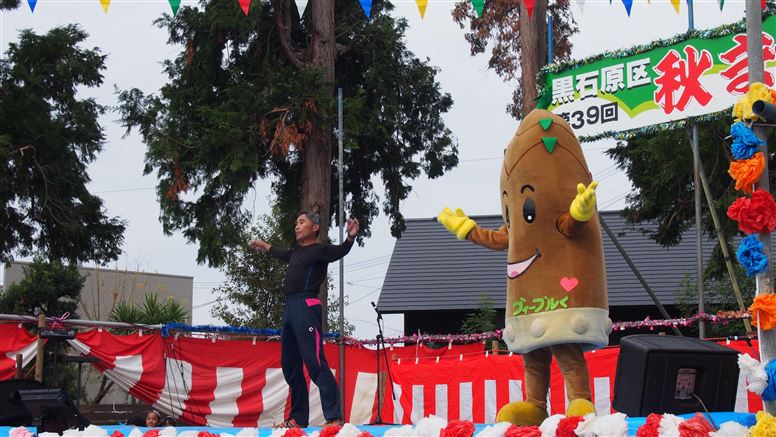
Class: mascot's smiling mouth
506,249,541,279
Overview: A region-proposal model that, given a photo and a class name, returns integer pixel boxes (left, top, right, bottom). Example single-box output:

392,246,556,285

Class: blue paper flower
737,234,769,277
730,122,766,160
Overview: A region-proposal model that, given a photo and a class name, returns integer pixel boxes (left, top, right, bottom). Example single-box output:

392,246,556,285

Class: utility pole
746,0,775,415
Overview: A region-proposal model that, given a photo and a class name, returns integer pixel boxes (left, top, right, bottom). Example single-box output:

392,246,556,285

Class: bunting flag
671,0,680,14
294,0,308,17
239,0,250,15
360,0,371,18
622,0,633,15
416,0,428,18
471,0,485,17
27,0,36,12
762,0,767,10
100,0,110,13
523,0,535,18
718,0,725,10
169,0,181,15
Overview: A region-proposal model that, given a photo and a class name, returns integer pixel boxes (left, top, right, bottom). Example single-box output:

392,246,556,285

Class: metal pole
697,162,752,333
599,217,683,336
691,126,705,339
547,13,553,64
746,0,775,415
337,87,346,413
686,0,705,339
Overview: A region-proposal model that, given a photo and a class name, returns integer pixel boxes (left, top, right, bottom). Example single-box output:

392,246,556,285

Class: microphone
371,301,383,320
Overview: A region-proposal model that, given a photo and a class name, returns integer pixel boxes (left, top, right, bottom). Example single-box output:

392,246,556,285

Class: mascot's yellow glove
569,181,598,222
437,207,477,240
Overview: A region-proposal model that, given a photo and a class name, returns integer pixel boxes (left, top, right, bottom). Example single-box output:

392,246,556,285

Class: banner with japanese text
538,15,776,140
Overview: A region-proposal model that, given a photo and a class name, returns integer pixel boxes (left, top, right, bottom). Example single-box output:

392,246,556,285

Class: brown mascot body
438,109,612,426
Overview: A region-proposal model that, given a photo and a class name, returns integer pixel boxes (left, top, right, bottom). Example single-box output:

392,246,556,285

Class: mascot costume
438,108,612,426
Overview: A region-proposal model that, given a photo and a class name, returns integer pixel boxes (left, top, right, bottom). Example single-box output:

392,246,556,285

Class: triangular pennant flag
576,0,585,12
294,0,308,17
27,0,36,12
471,0,485,17
539,118,553,131
762,0,766,10
717,0,724,10
542,137,557,153
100,0,110,13
622,0,633,15
416,0,428,18
360,0,372,18
169,0,181,15
239,0,250,15
523,0,535,18
670,0,680,14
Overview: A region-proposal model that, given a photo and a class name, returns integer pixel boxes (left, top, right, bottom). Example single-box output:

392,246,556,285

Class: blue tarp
0,413,758,437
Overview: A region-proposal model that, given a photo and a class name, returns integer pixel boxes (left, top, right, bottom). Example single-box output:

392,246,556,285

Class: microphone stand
367,301,397,425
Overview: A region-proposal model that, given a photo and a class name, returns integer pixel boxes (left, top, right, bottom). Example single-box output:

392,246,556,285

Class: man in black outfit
250,210,359,428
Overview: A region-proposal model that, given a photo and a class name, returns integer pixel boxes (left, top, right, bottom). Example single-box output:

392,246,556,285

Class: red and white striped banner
381,340,763,423
0,324,764,425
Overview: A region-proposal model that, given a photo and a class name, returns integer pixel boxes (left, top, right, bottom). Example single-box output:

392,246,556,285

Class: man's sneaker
274,418,305,429
324,419,344,427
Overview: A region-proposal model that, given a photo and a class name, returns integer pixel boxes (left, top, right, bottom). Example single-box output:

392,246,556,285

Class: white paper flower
414,415,447,437
475,421,511,437
336,423,361,437
383,425,415,436
710,421,750,437
539,414,565,437
658,414,685,436
739,353,768,394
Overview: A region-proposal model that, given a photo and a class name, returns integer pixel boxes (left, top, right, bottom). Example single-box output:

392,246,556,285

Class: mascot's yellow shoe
495,401,548,426
566,398,596,417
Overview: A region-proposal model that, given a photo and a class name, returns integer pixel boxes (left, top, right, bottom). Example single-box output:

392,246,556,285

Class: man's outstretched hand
346,218,360,239
249,239,270,252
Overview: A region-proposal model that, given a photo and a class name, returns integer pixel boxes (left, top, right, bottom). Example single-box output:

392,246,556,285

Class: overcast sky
0,0,749,339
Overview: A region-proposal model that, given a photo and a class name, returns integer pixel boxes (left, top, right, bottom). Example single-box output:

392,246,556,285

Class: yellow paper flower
749,410,776,436
729,152,765,194
733,82,775,122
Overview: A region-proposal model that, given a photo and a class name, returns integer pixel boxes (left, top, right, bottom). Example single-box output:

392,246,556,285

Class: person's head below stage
146,410,161,427
295,210,321,245
162,416,177,426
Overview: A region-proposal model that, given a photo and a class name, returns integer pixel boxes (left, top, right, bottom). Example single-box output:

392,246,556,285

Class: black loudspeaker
612,334,740,416
13,388,89,432
0,379,44,425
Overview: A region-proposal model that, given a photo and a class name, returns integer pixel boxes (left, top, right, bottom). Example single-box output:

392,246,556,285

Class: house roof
377,210,725,312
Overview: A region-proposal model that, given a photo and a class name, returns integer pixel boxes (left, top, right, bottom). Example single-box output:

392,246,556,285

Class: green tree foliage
116,0,458,268
0,257,85,317
0,25,125,264
211,204,354,335
606,118,776,278
460,293,497,334
452,0,577,117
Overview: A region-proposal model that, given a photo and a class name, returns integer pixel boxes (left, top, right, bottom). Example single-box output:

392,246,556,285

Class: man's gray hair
298,210,321,225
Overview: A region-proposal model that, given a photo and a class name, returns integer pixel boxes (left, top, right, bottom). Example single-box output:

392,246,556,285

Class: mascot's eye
523,198,536,223
505,205,511,228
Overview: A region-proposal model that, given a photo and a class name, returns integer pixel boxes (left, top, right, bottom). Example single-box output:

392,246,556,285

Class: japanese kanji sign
539,15,776,139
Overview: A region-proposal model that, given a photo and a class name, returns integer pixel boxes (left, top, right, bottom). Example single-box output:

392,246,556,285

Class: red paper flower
197,432,219,437
440,420,476,437
677,413,715,437
504,424,541,437
110,431,125,437
281,429,306,437
727,188,776,234
356,432,374,437
635,413,663,437
319,425,341,437
555,416,585,437
141,430,159,437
